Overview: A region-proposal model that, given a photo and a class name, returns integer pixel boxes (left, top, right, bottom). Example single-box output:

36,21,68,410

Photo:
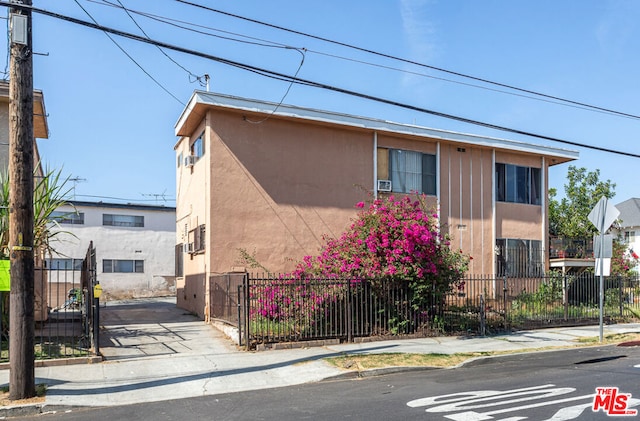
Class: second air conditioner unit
377,179,392,192
184,155,197,167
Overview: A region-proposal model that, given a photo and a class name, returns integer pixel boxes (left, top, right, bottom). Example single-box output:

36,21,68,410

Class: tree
549,165,616,239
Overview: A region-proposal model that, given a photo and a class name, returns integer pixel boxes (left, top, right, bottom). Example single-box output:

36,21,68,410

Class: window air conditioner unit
377,179,392,192
184,242,194,253
184,155,197,167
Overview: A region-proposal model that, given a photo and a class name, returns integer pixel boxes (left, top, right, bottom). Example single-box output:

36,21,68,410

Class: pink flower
356,201,365,208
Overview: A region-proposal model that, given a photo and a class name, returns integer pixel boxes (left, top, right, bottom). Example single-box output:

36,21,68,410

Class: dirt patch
0,384,46,407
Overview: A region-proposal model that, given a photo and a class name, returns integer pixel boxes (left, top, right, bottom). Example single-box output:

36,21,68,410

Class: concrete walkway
1,297,639,416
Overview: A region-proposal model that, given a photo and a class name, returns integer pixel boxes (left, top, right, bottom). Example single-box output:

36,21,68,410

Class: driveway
99,296,238,360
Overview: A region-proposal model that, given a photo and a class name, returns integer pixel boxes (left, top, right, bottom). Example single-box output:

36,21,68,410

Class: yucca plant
0,165,75,330
0,165,75,259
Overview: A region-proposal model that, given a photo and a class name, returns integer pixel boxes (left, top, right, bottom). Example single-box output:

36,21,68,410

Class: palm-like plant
0,166,75,260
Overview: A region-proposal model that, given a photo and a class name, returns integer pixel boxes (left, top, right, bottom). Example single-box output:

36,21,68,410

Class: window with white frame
191,133,204,160
495,163,541,205
388,149,436,195
103,214,144,228
102,259,144,273
624,231,636,244
50,211,84,225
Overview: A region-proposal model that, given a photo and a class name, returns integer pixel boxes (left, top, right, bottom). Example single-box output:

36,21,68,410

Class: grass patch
326,333,640,372
0,384,46,406
576,332,640,345
326,352,491,370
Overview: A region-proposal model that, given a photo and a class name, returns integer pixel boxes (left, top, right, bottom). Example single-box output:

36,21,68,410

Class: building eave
175,91,579,163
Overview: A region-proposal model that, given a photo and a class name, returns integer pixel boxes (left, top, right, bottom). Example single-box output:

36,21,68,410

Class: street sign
588,196,619,233
593,234,613,258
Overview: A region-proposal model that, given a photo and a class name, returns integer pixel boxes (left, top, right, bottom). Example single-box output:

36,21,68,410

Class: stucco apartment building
0,80,48,318
50,201,176,300
174,91,579,317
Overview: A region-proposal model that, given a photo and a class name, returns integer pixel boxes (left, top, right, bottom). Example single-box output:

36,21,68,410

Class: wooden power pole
8,0,35,400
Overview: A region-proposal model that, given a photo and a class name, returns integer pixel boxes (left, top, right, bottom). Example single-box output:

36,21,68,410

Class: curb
0,403,89,418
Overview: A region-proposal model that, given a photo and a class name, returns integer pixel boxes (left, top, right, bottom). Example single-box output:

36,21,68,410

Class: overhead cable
2,1,640,159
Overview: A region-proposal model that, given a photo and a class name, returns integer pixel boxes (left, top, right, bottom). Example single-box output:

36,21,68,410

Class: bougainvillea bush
251,195,470,333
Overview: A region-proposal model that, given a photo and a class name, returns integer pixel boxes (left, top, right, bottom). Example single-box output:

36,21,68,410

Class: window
103,214,144,227
50,211,84,225
47,258,83,271
188,224,206,253
387,149,437,195
495,163,541,205
177,152,183,168
103,259,144,273
496,239,543,277
191,133,204,159
175,244,184,277
624,231,636,244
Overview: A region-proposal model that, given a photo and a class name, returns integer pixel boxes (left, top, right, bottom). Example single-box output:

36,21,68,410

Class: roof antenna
204,74,210,92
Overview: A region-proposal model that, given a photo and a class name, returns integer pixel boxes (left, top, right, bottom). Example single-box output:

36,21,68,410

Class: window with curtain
496,163,541,205
389,149,436,195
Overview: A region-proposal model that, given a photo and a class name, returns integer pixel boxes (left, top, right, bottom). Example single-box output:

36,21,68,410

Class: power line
3,1,640,159
71,0,185,106
174,0,640,122
95,0,639,121
113,0,206,86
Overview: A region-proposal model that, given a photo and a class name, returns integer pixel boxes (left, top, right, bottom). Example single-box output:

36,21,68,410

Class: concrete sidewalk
1,297,639,416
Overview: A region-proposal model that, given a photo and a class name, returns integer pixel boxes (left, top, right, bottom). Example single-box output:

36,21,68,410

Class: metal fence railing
229,273,640,350
0,242,99,363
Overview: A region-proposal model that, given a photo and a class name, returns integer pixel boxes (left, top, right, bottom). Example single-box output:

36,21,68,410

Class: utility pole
8,0,35,400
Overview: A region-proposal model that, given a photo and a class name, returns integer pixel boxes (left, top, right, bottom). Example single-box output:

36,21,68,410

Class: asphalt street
18,345,640,421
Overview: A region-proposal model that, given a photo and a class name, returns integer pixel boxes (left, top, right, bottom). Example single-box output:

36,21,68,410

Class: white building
615,198,640,272
50,201,176,300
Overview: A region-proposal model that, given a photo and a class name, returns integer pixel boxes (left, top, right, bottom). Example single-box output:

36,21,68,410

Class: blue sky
3,0,639,207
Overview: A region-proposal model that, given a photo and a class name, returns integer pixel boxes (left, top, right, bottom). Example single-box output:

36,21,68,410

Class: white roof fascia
176,91,580,161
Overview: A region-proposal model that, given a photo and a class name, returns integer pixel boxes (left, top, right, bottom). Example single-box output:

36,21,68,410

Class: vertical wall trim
436,142,441,202
541,156,547,268
469,150,474,267
373,131,378,199
459,152,463,249
492,150,497,276
448,149,452,225
480,150,484,273
436,142,441,236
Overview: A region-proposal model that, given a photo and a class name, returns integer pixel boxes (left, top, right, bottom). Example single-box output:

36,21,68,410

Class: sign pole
598,229,604,343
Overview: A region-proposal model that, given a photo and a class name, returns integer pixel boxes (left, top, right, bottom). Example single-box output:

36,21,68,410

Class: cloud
400,0,437,58
399,0,438,85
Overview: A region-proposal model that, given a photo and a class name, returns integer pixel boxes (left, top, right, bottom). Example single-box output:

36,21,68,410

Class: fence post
502,275,508,328
243,273,250,350
93,295,100,355
347,279,353,343
562,274,568,321
237,284,242,347
480,294,486,336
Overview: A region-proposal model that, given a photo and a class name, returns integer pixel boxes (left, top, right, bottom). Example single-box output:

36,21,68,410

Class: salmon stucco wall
207,109,372,274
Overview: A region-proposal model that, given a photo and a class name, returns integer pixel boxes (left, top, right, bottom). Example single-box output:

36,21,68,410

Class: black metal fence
0,242,99,363
234,273,640,350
